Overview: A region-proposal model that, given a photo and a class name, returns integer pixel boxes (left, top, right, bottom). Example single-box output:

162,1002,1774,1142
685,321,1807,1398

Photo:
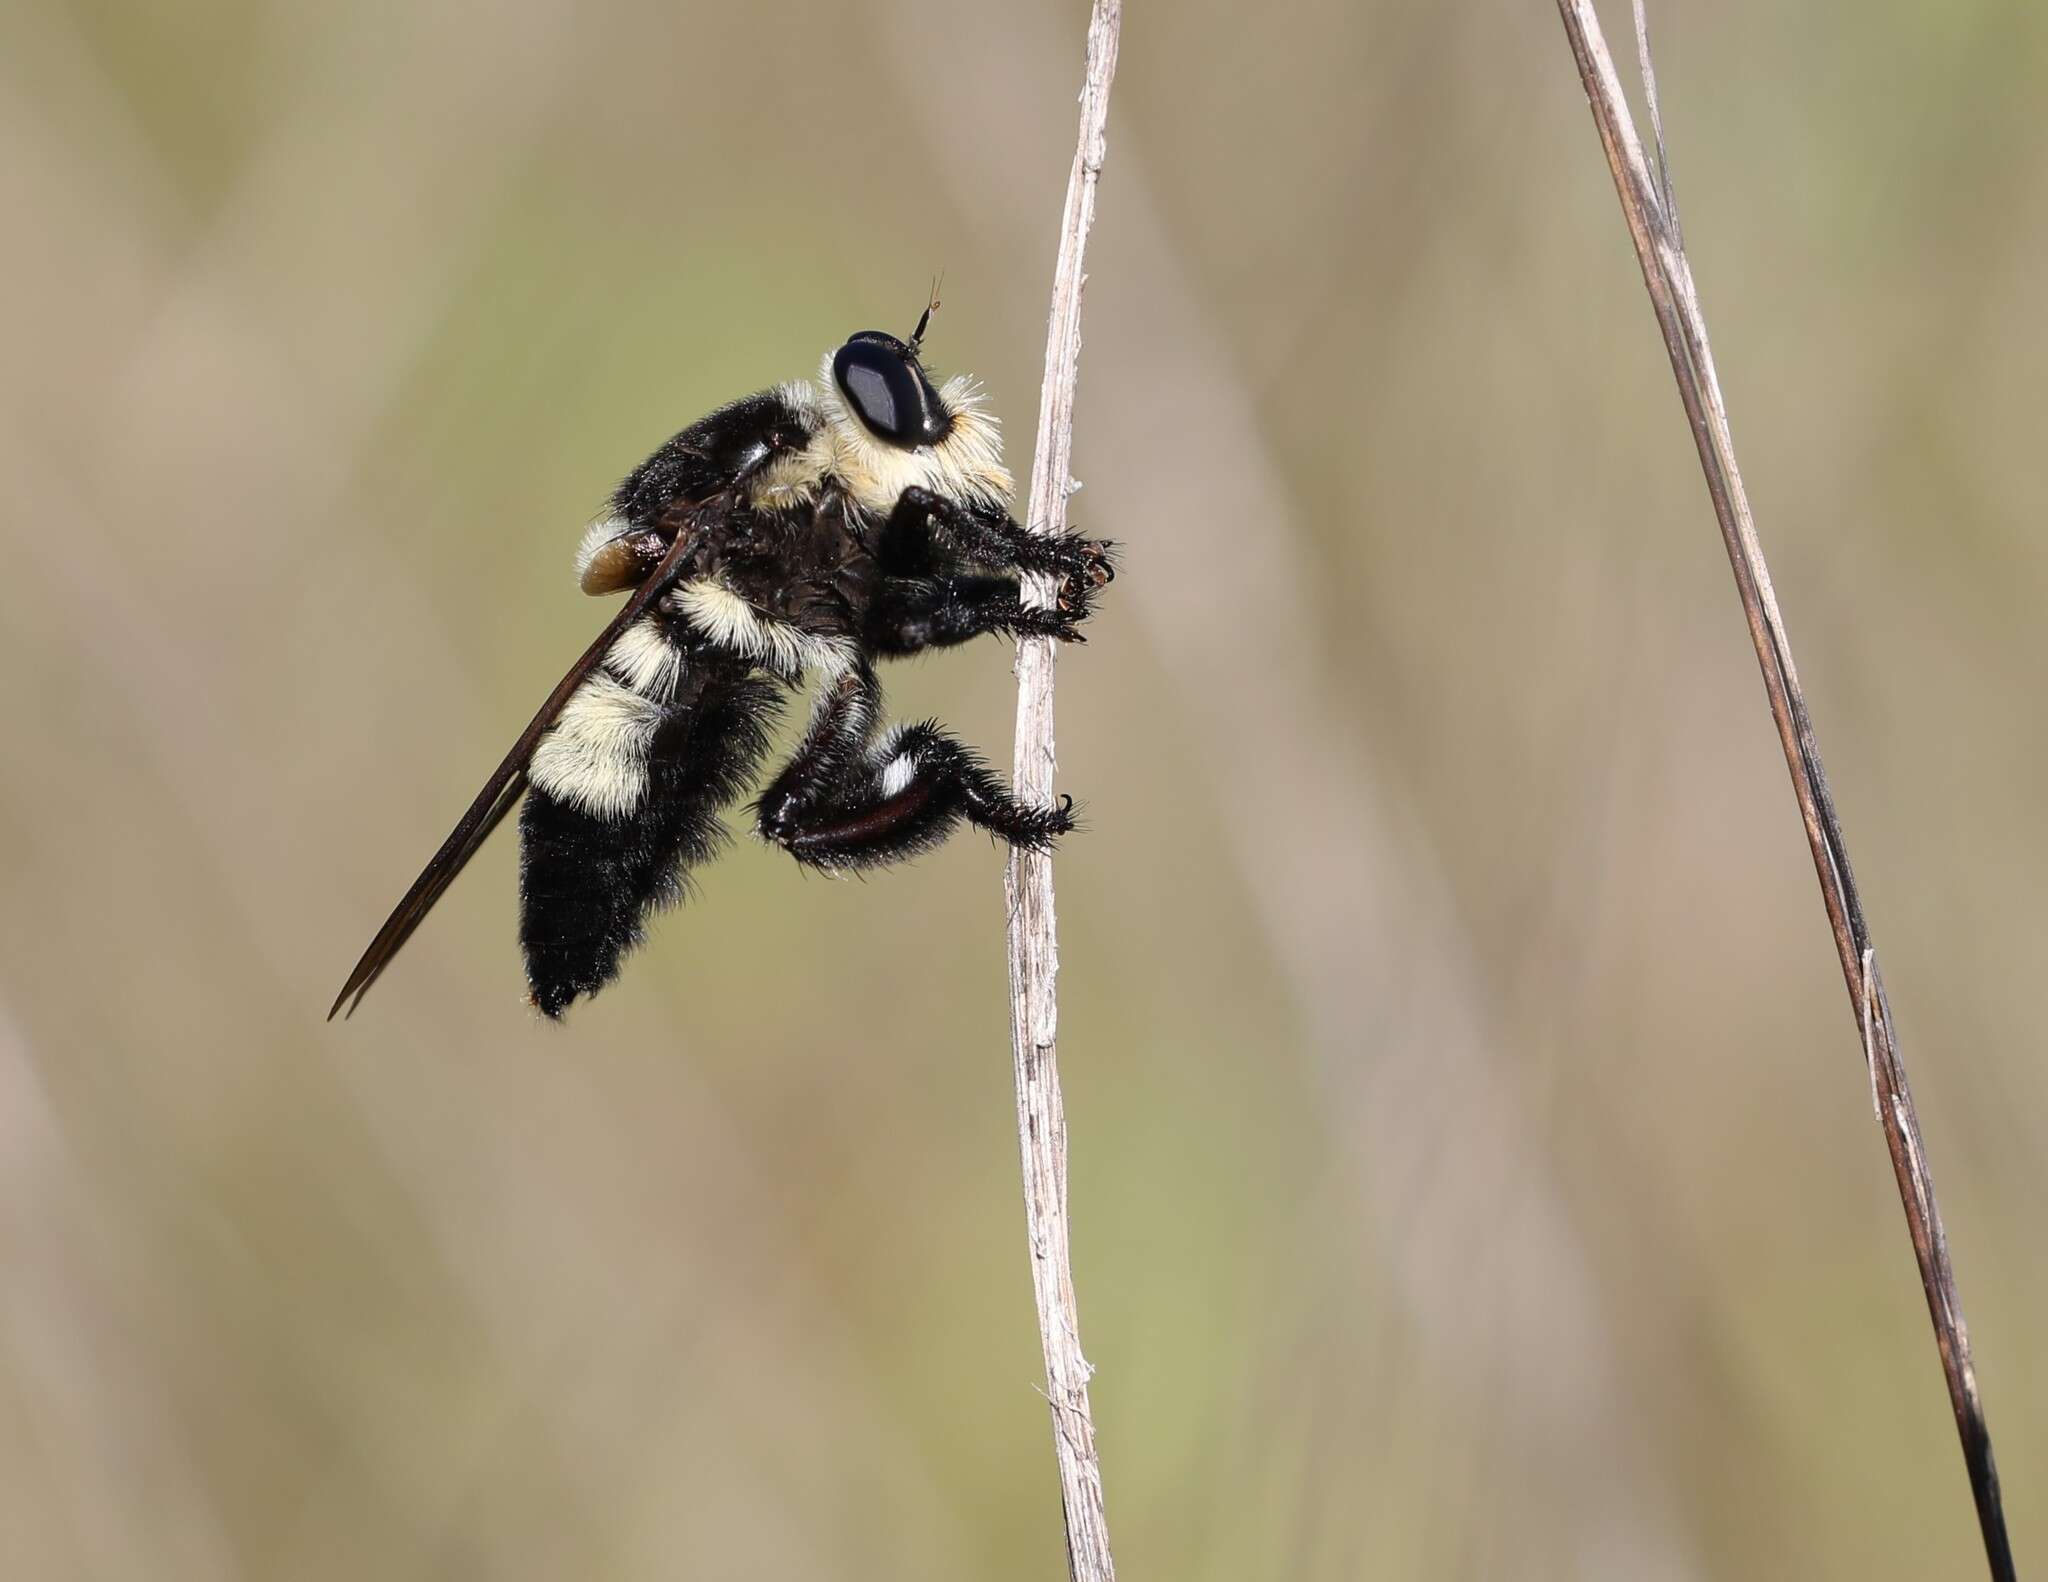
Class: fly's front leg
863,575,1091,658
889,486,1117,597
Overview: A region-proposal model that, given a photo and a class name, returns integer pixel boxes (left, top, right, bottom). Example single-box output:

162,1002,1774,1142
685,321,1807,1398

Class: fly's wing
328,502,723,1020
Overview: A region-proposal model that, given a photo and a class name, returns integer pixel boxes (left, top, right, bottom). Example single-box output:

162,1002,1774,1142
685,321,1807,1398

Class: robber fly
330,304,1114,1019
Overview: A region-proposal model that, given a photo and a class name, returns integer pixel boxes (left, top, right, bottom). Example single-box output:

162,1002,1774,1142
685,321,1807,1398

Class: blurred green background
3,1,2043,1577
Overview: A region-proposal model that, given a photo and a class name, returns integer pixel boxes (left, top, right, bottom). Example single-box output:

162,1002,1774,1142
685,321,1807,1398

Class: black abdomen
518,668,782,1018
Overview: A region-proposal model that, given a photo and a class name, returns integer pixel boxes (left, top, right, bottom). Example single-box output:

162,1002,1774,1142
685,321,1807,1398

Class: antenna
908,272,944,357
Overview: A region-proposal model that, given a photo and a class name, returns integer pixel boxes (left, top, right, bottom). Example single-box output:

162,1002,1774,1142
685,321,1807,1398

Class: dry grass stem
1001,2,1122,1578
1553,4,2016,1576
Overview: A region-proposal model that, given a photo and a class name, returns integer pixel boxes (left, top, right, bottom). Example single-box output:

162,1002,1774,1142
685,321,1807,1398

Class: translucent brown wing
328,507,719,1020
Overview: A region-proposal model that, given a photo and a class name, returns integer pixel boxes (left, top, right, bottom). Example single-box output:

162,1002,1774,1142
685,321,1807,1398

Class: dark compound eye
832,331,950,448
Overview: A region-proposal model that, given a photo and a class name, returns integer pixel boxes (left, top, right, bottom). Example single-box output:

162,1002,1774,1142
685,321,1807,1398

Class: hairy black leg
755,666,1072,870
755,664,875,833
889,486,1118,588
518,670,782,1018
863,574,1092,657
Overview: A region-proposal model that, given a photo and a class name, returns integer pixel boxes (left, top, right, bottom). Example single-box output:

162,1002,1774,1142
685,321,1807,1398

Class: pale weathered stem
1554,4,2015,1577
1002,2,1121,1579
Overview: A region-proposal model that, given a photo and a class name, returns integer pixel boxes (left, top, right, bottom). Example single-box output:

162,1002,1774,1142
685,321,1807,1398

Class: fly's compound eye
832,332,950,448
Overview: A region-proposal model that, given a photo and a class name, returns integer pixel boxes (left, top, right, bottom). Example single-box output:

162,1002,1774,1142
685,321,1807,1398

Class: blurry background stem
1553,3,2016,1577
1003,3,1121,1579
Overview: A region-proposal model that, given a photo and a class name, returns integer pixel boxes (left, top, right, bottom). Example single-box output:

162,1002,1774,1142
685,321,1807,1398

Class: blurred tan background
3,0,2043,1577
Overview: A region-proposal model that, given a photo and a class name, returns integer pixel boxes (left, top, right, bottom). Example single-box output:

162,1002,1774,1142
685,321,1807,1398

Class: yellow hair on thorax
814,354,1013,518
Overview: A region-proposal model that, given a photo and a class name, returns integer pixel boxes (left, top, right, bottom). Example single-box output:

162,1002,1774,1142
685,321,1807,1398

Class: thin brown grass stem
1553,4,2015,1576
1002,3,1122,1580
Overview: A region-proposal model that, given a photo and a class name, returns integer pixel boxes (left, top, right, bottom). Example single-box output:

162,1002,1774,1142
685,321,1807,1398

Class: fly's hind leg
754,664,1073,871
